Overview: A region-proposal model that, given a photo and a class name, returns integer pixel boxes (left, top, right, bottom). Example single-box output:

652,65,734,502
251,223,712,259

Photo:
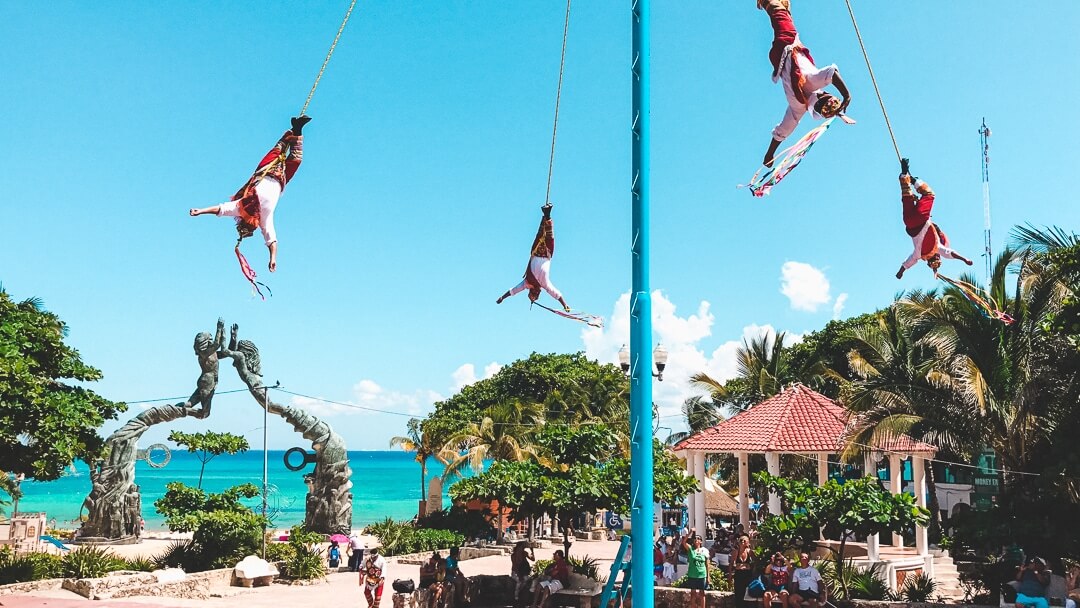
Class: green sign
973,473,999,495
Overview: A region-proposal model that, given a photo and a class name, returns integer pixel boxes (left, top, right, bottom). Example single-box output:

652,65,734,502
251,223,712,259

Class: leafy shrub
418,506,497,541
0,549,65,584
282,525,326,580
899,573,936,602
123,557,156,572
849,564,893,600
62,546,125,579
364,518,465,556
531,554,604,582
814,558,859,600
671,567,732,591
154,482,266,570
264,540,295,562
151,540,199,571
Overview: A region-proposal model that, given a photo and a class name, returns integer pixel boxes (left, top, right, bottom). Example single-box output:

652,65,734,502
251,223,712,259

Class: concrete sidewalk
7,539,625,608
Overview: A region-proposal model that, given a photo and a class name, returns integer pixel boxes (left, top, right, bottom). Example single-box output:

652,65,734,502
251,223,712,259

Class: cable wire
843,0,902,163
544,0,572,204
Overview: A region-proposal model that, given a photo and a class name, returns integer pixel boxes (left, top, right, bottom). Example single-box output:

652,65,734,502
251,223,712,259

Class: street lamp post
619,343,668,381
261,381,280,559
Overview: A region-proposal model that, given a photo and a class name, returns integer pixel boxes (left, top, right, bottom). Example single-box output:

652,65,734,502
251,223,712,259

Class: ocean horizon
16,450,451,532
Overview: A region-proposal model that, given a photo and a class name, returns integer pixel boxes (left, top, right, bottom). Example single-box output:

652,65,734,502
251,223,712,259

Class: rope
300,0,359,117
842,0,901,163
544,0,572,204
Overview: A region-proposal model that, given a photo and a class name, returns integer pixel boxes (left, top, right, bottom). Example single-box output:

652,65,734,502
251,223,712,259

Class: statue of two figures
78,320,353,542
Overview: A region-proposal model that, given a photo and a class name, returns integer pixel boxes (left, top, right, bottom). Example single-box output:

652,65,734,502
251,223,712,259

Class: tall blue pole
630,1,653,607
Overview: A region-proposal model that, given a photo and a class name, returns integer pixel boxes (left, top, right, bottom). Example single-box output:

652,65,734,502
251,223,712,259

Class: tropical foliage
154,482,266,570
0,288,125,485
167,430,250,489
363,517,465,557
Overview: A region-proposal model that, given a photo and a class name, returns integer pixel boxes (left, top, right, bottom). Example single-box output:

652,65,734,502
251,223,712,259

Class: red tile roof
672,384,937,455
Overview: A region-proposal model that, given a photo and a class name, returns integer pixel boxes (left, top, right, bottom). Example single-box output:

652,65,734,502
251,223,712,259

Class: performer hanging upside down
759,0,851,167
190,116,312,272
896,158,973,279
496,203,571,312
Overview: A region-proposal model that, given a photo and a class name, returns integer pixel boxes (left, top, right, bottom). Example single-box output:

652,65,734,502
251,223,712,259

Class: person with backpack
328,541,342,569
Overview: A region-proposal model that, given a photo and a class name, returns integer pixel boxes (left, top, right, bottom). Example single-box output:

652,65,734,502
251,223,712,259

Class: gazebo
673,383,938,580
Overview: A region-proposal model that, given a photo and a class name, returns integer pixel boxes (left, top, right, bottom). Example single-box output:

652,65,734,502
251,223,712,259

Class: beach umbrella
328,533,350,544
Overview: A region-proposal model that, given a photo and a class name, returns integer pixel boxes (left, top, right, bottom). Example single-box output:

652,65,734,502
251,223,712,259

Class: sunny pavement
6,539,626,608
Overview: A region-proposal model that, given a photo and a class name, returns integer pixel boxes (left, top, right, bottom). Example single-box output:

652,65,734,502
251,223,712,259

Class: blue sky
3,2,1077,450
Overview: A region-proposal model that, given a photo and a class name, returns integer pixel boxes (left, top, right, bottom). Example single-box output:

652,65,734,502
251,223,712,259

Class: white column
914,456,929,560
864,453,879,561
766,452,781,516
817,453,829,541
738,451,750,527
694,452,707,534
686,452,697,528
889,454,903,547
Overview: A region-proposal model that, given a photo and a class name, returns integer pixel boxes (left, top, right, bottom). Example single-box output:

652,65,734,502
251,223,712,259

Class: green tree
167,430,250,489
438,400,546,479
755,472,930,599
0,289,125,484
449,425,697,557
154,481,266,569
389,418,439,504
422,352,628,449
691,331,794,414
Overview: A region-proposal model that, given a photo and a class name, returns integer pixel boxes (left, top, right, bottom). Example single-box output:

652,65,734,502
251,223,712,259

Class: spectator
654,540,667,585
683,533,710,608
446,547,469,605
347,532,366,572
531,550,570,608
789,553,824,608
420,553,444,608
664,536,680,582
730,535,755,608
328,541,341,569
763,552,791,608
712,531,732,569
1065,563,1079,608
511,542,535,604
1016,557,1051,608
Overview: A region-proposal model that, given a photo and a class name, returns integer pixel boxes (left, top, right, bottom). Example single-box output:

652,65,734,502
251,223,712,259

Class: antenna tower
979,119,993,282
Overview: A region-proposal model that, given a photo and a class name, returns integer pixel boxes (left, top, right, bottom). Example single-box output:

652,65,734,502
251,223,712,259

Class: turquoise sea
16,451,450,531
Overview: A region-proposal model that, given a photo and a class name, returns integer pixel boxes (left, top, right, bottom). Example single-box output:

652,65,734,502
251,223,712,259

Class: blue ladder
599,535,633,608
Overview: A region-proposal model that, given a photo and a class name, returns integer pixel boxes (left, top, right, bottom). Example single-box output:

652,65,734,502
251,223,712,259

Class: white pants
508,256,563,301
217,178,282,246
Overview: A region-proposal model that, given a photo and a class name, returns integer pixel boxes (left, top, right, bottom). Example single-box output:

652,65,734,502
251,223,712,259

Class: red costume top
900,177,960,270
524,217,556,289
232,130,303,235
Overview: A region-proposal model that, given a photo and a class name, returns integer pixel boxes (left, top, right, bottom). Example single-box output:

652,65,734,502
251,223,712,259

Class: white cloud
780,261,832,312
832,293,849,320
451,362,503,391
581,291,803,433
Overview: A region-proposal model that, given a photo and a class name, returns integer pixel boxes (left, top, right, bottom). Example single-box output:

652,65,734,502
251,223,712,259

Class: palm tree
437,399,546,480
389,418,439,507
665,395,723,446
691,330,793,414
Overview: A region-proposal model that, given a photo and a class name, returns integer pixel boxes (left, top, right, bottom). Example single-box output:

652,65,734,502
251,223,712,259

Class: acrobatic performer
496,203,571,312
190,116,312,272
759,0,852,167
895,158,974,279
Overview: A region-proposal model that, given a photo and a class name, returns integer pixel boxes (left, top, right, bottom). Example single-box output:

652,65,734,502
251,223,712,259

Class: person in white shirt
758,0,851,167
789,553,824,608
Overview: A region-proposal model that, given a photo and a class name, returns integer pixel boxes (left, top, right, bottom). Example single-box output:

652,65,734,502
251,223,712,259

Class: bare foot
189,208,199,216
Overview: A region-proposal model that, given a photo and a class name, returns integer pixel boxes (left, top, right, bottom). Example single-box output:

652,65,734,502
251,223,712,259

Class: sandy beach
6,537,628,608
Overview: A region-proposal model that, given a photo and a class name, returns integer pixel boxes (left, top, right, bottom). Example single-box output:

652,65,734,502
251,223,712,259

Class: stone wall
0,577,65,596
654,586,735,608
61,567,234,600
392,546,506,565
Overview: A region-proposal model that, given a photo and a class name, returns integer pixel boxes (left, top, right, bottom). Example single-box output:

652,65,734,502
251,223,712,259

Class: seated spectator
531,550,570,608
789,553,824,608
712,531,732,569
654,539,667,585
763,552,791,608
420,552,440,591
446,547,470,606
1065,563,1078,608
1016,557,1051,608
428,556,451,608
